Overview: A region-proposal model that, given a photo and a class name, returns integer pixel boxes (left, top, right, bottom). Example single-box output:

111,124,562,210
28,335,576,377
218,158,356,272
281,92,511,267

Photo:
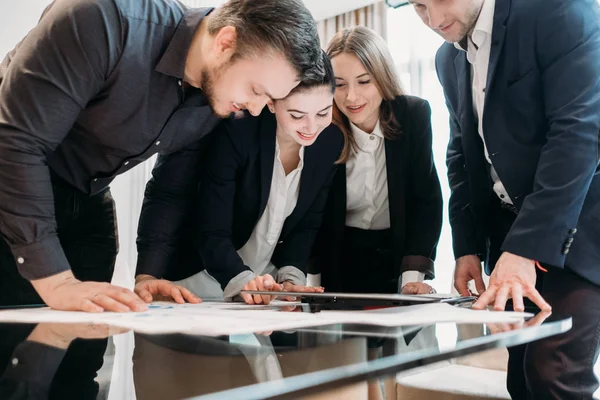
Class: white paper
0,302,531,336
322,303,533,326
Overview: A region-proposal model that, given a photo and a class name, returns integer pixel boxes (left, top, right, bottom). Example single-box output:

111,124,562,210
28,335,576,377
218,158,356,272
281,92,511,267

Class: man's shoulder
434,42,458,82
435,42,458,68
112,0,185,28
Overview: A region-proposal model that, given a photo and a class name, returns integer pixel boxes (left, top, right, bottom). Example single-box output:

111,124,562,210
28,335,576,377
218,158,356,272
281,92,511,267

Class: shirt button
369,135,375,141
155,141,161,146
178,80,182,86
93,178,98,182
500,194,505,199
124,161,130,166
17,257,24,264
11,358,18,366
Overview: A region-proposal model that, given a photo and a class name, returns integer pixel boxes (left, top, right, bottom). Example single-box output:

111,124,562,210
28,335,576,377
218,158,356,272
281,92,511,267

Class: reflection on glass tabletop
0,304,570,400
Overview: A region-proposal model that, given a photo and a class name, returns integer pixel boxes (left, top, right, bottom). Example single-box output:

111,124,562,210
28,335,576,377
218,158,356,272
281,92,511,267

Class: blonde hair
327,26,404,162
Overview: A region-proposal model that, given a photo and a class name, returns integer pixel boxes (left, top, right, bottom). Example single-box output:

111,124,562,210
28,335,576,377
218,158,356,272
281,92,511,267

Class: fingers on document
473,282,551,313
178,286,201,303
493,285,511,311
92,293,130,313
472,286,496,310
107,285,147,312
510,284,525,312
135,286,154,303
79,298,104,313
167,284,201,304
525,286,552,312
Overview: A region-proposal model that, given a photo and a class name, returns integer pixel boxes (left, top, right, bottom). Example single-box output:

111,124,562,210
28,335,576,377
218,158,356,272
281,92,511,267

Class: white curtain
317,2,387,47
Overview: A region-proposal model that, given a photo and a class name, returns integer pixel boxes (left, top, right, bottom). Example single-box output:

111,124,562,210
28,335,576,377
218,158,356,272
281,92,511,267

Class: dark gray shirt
0,0,219,280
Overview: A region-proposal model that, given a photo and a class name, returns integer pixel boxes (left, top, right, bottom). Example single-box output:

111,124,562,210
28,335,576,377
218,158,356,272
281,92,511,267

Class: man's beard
199,67,230,118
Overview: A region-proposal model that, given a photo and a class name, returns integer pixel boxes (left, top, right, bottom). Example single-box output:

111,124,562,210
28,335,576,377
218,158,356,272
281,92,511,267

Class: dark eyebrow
288,105,333,114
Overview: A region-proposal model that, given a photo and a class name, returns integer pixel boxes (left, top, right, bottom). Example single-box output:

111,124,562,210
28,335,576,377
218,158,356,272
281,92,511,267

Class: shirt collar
454,0,495,52
351,120,384,146
155,7,213,79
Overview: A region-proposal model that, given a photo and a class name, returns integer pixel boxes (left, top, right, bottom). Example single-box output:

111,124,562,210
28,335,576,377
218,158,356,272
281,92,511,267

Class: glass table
0,305,570,400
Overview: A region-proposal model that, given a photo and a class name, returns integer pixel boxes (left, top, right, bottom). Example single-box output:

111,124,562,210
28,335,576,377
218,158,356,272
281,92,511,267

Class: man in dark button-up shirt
0,0,324,312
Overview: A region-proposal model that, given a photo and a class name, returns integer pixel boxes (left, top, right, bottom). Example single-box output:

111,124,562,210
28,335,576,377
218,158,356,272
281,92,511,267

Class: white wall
0,0,51,56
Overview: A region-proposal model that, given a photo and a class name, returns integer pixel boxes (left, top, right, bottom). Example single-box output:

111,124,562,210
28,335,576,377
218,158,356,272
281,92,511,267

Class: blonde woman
311,27,443,295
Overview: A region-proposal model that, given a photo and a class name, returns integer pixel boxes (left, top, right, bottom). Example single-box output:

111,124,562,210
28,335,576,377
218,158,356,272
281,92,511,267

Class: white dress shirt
344,121,424,289
454,0,513,204
177,141,306,300
227,142,306,297
345,121,390,230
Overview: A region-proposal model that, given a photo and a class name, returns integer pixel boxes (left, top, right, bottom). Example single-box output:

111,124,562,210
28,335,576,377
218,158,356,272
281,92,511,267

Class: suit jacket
435,0,600,282
311,95,443,291
186,109,344,288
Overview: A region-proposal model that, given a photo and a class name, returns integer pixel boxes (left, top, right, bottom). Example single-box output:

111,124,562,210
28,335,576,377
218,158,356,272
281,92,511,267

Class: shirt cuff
276,266,306,286
306,273,321,287
400,271,426,288
10,235,70,281
223,270,256,300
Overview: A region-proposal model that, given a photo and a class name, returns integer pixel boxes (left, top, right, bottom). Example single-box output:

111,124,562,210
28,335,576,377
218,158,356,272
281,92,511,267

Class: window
387,7,453,293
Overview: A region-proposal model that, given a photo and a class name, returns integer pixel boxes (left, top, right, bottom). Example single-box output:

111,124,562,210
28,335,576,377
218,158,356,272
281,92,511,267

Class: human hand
134,274,201,304
454,255,486,296
31,270,147,313
472,252,551,312
240,274,284,305
401,281,436,295
279,281,324,301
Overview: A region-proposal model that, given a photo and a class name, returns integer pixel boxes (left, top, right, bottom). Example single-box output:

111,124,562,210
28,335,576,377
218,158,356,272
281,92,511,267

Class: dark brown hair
208,0,324,82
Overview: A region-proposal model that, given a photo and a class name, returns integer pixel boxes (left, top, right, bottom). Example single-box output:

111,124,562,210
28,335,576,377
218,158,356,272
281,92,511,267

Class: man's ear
267,100,275,113
212,26,237,62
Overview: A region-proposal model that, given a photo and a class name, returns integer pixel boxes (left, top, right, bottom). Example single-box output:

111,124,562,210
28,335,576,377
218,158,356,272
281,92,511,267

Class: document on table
0,302,532,336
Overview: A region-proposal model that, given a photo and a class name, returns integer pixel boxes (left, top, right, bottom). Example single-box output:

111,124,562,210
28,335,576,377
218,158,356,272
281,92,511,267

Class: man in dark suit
409,0,600,397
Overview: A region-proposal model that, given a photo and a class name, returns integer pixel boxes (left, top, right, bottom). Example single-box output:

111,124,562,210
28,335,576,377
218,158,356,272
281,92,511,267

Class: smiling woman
309,26,443,298
134,52,345,306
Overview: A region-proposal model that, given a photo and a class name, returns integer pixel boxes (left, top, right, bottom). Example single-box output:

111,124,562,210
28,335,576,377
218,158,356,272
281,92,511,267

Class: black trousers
0,173,119,305
338,226,397,294
489,200,600,399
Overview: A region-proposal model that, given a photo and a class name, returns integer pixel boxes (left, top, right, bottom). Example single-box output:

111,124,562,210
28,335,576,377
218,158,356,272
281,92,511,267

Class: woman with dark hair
135,52,344,305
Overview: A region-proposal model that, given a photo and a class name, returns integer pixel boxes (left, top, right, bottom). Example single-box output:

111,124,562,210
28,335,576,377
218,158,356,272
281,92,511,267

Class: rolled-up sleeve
0,0,121,280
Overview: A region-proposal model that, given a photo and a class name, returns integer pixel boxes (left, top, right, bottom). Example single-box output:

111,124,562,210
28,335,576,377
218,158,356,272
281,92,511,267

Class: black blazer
188,109,344,288
311,95,443,291
435,0,600,281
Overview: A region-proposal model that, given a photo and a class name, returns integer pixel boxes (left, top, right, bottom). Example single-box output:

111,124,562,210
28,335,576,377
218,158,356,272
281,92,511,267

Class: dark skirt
338,226,398,294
